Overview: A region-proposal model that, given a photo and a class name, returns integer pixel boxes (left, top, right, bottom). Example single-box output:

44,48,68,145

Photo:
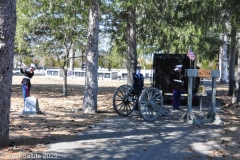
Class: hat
174,64,182,70
30,63,36,69
175,64,182,68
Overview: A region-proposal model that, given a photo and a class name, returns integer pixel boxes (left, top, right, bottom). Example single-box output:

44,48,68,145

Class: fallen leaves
0,76,119,159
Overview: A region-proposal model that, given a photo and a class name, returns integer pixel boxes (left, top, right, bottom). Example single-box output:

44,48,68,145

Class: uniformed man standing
172,64,183,110
20,63,36,103
132,66,144,92
132,67,144,110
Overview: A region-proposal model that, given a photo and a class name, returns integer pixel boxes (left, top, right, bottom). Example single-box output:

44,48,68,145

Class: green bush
201,59,218,70
22,57,33,66
145,63,153,70
44,57,58,67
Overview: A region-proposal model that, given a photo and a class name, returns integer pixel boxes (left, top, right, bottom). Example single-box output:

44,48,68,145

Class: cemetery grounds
0,75,240,159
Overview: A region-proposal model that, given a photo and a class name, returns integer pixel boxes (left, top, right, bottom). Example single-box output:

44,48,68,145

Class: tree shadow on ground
2,83,119,155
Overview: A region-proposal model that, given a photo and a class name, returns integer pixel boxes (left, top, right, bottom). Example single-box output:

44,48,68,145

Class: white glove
21,63,26,68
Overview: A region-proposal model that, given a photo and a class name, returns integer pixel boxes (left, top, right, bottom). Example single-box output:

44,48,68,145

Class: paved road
42,80,225,160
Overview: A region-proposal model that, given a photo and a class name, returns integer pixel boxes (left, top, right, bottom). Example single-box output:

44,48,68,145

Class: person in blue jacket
20,63,36,103
172,64,183,110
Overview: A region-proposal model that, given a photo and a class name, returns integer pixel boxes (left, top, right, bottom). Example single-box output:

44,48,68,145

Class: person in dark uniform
172,64,183,110
132,66,144,92
20,63,36,103
132,67,144,110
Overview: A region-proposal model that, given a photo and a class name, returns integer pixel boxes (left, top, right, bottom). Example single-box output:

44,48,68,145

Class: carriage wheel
138,87,163,121
113,85,136,117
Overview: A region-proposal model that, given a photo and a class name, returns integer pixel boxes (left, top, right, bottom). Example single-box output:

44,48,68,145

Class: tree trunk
232,38,240,103
108,62,111,71
237,39,240,102
126,6,137,86
219,34,228,84
0,0,16,147
69,43,75,72
81,51,85,70
61,46,69,97
82,0,99,114
229,26,237,96
63,69,67,96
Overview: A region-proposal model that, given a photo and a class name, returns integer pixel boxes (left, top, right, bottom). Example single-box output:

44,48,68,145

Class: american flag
187,49,195,60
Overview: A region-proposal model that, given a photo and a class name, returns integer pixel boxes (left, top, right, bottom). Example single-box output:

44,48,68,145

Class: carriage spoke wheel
113,85,136,117
138,87,163,121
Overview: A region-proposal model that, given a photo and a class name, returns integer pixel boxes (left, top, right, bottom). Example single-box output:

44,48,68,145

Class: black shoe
176,108,182,110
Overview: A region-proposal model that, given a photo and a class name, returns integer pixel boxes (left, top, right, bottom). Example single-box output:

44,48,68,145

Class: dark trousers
173,89,181,109
22,84,30,102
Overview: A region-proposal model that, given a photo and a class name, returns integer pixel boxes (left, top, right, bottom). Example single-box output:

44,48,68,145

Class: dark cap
136,66,141,69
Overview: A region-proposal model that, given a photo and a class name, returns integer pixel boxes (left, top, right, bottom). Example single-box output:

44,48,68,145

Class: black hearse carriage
112,53,199,122
152,54,199,103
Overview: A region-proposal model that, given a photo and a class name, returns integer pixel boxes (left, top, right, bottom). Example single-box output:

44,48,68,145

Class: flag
187,49,195,60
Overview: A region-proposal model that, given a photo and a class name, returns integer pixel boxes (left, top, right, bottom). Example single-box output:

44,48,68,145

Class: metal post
179,76,200,124
204,77,224,124
212,77,216,112
188,76,193,112
199,97,203,117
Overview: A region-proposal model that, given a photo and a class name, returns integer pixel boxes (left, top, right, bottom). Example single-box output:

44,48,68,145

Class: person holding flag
20,63,36,104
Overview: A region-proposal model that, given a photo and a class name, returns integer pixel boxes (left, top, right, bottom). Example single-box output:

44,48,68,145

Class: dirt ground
1,75,129,159
0,75,240,159
213,85,240,159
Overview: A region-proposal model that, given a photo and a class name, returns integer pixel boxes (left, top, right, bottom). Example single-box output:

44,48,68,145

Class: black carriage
112,54,199,122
